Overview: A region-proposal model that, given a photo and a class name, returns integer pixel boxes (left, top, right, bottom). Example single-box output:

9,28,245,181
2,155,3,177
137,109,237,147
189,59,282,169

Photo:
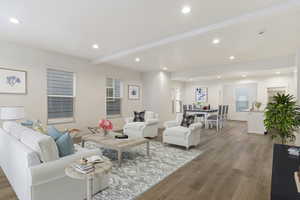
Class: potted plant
264,93,300,144
98,119,113,136
254,101,262,111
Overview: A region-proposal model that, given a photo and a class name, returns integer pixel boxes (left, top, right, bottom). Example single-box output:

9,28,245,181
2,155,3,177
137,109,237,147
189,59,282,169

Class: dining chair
207,105,222,132
225,105,229,120
220,105,227,128
183,104,187,111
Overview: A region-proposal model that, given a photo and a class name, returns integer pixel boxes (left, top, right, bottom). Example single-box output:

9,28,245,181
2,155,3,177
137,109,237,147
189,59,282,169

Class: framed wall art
128,85,140,100
0,67,27,94
195,87,208,103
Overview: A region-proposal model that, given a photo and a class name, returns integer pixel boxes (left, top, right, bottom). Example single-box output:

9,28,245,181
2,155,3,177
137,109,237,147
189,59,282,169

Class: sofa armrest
29,149,101,186
145,119,159,126
189,122,203,131
124,117,134,124
164,121,180,128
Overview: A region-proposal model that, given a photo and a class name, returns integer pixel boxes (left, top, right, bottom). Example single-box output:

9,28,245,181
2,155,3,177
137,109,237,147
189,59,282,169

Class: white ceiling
0,0,299,78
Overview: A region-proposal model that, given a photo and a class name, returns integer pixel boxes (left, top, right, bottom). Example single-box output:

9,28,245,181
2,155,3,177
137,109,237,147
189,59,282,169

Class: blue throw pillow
56,133,74,157
48,125,63,141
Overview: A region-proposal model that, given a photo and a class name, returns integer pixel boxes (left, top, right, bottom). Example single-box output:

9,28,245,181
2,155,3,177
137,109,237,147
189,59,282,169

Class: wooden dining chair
207,105,222,132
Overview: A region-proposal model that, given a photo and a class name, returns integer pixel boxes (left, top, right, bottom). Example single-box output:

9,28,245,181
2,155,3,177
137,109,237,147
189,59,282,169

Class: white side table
65,157,112,200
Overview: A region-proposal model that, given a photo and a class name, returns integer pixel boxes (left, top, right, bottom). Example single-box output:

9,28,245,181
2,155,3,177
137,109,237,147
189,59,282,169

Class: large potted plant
264,93,300,144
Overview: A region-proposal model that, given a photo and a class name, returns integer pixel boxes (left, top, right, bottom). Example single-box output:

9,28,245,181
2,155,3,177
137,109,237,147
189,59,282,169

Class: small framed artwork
128,85,140,100
195,87,208,103
0,67,27,94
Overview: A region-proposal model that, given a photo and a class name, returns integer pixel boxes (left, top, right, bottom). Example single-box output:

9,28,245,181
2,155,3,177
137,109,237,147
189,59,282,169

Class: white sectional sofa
0,122,109,200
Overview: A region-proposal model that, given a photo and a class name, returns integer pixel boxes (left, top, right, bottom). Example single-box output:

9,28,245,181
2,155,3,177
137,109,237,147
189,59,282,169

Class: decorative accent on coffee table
98,119,113,136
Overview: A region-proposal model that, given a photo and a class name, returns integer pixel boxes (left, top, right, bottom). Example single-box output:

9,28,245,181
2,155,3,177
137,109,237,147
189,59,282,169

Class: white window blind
106,78,122,116
47,69,75,122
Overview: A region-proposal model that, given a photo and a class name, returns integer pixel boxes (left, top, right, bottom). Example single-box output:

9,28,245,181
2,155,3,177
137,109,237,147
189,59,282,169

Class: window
47,69,75,124
235,83,257,112
106,78,122,116
172,88,182,113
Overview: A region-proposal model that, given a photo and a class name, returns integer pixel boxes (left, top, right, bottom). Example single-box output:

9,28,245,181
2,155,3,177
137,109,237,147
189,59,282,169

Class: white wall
297,49,300,103
142,71,173,126
184,74,297,121
0,41,143,130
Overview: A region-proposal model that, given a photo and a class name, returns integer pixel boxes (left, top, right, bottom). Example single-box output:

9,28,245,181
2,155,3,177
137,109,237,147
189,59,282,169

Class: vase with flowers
98,119,113,136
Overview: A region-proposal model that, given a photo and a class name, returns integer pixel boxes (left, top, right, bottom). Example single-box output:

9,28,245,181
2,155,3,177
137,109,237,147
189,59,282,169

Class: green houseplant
264,93,300,144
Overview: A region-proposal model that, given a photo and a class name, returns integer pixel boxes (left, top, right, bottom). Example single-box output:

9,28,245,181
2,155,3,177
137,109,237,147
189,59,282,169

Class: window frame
106,78,122,118
47,68,76,125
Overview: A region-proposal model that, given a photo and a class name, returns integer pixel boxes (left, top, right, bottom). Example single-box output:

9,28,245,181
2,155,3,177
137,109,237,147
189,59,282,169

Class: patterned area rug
85,141,202,200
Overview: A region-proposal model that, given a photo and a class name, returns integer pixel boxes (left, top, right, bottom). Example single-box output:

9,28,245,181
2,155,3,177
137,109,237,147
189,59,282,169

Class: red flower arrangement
98,119,113,136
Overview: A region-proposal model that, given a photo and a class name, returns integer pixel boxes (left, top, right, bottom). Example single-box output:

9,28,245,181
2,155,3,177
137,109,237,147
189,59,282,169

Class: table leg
87,176,93,200
146,141,150,156
81,139,85,148
118,149,122,167
205,114,208,129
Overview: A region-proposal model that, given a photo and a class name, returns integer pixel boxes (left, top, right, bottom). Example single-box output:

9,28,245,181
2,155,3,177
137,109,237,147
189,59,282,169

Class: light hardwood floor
0,121,273,200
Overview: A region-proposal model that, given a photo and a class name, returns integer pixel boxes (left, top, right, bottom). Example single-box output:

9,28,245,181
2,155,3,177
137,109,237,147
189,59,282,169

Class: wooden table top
83,133,149,150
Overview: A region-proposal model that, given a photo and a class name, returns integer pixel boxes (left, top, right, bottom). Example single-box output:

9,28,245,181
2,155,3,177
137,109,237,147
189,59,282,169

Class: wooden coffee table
82,133,150,167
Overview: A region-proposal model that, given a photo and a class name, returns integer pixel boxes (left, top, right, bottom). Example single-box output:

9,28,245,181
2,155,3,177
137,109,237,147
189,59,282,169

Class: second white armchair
123,111,159,138
163,113,203,150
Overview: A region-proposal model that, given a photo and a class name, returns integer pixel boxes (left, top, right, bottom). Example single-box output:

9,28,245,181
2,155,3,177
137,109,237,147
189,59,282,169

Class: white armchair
163,113,203,150
123,111,159,138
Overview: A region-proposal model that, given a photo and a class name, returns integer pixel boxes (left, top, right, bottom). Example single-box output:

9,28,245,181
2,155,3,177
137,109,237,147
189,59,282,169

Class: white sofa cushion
3,121,29,140
20,129,59,162
124,122,145,131
3,122,59,163
164,126,189,138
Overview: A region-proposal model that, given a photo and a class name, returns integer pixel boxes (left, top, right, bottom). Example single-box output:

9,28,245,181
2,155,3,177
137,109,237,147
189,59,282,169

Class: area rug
85,141,203,200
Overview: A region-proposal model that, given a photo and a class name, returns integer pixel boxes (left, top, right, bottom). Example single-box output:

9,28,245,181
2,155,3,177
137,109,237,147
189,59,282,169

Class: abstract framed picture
128,85,140,100
0,67,27,94
195,87,208,103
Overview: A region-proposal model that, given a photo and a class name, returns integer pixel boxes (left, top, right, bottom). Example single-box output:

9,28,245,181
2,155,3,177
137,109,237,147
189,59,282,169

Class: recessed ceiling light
162,67,168,71
242,74,247,78
229,56,235,60
217,75,221,79
276,71,281,75
92,44,99,49
135,57,141,62
212,38,220,44
9,17,20,24
181,6,191,14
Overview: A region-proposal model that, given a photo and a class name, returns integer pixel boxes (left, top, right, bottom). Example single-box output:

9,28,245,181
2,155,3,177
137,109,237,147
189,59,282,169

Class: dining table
184,108,218,129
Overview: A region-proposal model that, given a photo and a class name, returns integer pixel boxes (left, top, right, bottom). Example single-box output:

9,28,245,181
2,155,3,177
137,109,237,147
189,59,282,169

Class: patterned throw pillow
181,115,195,128
133,111,146,122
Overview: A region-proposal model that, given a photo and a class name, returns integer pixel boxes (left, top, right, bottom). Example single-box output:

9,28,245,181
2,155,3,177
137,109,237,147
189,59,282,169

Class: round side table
65,157,112,200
